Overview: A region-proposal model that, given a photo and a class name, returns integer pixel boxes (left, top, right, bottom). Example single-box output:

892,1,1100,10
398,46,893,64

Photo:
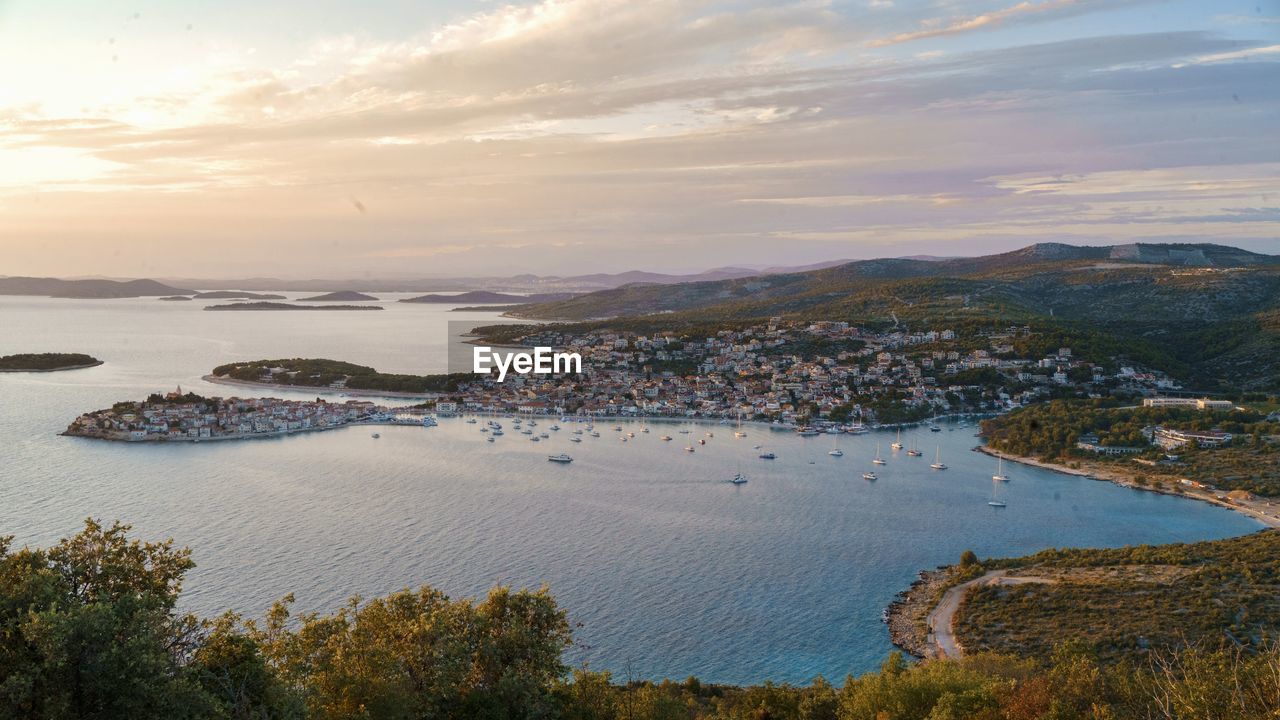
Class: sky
0,0,1277,279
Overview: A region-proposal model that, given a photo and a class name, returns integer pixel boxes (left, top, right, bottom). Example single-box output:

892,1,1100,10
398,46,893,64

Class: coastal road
928,570,1053,657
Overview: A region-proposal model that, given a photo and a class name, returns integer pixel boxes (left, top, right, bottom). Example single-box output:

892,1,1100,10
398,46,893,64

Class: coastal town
63,389,429,442
438,319,1187,425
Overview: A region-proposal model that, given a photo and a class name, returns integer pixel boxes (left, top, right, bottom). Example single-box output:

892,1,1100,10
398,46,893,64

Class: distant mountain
155,264,796,294
194,291,286,300
0,277,192,299
401,291,579,304
297,291,380,302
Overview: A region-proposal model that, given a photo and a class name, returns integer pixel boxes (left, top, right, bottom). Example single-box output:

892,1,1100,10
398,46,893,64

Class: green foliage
0,519,212,719
982,400,1280,494
959,531,1280,663
212,358,470,394
0,353,99,371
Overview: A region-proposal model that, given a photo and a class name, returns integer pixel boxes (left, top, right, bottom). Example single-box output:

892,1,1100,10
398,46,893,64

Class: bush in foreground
3,520,1279,719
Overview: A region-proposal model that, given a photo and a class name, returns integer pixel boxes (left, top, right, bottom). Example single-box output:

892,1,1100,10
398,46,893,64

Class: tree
0,519,216,719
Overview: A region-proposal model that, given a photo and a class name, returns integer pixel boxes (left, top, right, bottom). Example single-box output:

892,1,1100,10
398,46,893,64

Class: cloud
0,0,1277,277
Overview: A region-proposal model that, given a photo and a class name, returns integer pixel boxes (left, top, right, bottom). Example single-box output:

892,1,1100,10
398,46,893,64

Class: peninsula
208,358,469,395
63,389,428,442
0,353,103,372
203,302,382,311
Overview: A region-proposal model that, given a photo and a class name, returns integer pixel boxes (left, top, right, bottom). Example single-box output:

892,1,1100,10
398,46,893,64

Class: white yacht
988,476,1007,507
729,472,748,485
548,453,573,463
930,446,947,470
828,448,843,457
993,457,1009,482
862,471,877,481
569,436,582,443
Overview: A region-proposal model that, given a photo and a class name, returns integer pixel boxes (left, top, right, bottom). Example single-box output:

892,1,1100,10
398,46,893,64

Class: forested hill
494,243,1280,390
512,243,1279,322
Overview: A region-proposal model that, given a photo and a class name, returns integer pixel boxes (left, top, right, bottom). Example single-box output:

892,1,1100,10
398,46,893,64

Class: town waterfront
0,295,1264,684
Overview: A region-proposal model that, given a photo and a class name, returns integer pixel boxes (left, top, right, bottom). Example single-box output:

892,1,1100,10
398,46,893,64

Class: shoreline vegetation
6,519,1280,720
975,445,1280,529
888,530,1280,666
0,352,103,373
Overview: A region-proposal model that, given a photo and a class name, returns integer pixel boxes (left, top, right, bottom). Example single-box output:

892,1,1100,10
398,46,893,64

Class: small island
158,296,193,302
204,302,383,311
206,358,469,396
297,291,380,302
0,353,103,372
194,291,287,300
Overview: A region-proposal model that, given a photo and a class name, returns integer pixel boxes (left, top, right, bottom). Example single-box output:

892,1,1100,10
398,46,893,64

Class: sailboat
828,434,843,456
930,445,947,470
906,436,923,457
872,445,887,465
988,477,1007,507
735,412,747,438
993,457,1009,482
890,428,904,450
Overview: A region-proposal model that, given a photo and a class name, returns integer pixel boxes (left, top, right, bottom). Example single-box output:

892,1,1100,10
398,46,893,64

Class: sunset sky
1,0,1277,278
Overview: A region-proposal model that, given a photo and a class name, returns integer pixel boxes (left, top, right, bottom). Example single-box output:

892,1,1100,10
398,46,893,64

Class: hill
401,290,578,304
501,243,1280,390
296,291,379,302
0,277,192,298
514,243,1279,321
955,531,1280,663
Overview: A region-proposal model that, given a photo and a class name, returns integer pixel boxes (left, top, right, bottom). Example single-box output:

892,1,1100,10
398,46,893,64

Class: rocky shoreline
885,566,954,658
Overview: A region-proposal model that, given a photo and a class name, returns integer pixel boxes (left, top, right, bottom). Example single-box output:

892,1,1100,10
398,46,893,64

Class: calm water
0,295,1263,684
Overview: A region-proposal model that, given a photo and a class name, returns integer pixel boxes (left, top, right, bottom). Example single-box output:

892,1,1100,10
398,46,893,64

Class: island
0,353,103,372
401,290,576,304
203,302,383,311
63,389,431,442
297,291,379,302
194,291,287,300
206,358,469,396
158,296,193,301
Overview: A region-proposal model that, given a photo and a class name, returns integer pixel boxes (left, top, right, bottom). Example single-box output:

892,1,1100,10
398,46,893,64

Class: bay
0,295,1262,684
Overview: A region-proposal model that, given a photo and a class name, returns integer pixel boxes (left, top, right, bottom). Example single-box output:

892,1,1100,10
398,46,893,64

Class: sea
0,294,1263,684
